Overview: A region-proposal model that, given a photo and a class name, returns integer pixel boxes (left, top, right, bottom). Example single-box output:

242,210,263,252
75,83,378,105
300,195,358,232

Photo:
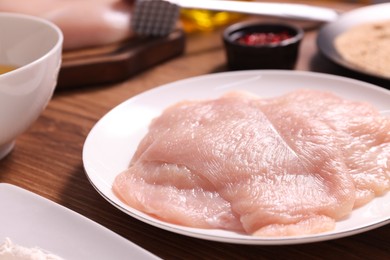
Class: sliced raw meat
113,90,366,236
266,89,390,207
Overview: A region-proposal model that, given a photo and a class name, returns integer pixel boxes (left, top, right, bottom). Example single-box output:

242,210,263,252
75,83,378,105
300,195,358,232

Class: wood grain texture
58,30,186,89
0,1,388,259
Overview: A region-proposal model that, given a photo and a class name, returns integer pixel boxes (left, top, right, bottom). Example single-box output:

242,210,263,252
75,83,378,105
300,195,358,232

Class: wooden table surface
1,1,389,259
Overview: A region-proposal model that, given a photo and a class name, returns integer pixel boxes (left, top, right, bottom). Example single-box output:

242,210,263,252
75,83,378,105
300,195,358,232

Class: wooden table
1,1,389,259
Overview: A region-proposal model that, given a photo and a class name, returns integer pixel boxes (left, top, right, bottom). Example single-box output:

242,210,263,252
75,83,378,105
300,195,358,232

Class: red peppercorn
237,31,293,46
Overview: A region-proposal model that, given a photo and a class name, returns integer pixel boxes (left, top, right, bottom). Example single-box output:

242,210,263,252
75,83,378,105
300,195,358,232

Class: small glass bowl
223,21,304,70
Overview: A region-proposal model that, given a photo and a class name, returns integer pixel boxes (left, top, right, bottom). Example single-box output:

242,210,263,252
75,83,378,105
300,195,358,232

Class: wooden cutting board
57,29,186,89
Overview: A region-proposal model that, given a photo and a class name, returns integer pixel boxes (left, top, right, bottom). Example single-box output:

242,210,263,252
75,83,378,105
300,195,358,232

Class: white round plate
317,3,390,81
83,70,390,245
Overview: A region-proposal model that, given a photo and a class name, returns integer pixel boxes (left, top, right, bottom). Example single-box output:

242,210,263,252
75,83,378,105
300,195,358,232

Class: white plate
83,70,390,245
0,183,160,260
317,3,390,81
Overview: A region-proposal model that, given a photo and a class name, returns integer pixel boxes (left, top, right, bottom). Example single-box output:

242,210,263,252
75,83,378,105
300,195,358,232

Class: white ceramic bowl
0,13,63,159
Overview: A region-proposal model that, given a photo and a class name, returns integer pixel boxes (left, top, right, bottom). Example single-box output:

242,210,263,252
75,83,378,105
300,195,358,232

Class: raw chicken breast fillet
113,90,389,236
113,90,390,236
0,0,134,50
266,89,390,207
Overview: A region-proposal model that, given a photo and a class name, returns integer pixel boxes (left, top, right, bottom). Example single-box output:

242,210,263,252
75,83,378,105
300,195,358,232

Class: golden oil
0,65,17,75
180,1,251,33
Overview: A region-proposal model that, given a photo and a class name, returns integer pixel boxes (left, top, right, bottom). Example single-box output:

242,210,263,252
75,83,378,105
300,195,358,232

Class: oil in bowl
0,64,17,75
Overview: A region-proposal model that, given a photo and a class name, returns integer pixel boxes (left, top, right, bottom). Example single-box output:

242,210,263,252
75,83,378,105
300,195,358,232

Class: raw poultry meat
113,90,389,236
263,89,390,208
0,0,134,50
